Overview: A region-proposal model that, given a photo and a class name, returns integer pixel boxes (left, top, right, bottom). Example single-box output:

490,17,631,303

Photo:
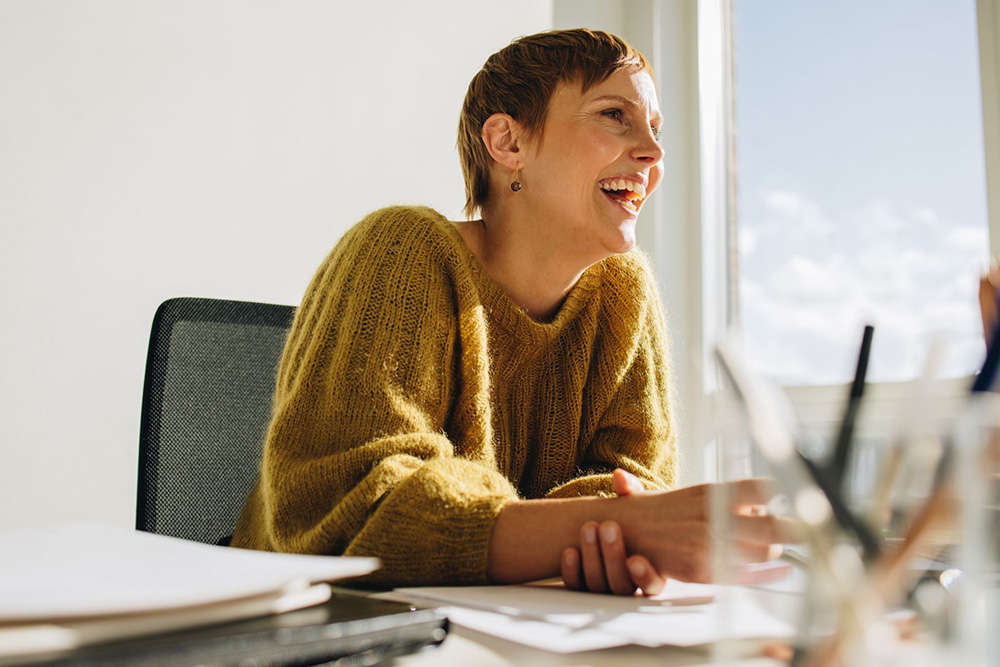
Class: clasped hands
561,469,796,596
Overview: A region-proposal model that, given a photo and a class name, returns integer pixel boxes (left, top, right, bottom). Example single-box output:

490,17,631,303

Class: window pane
733,0,990,385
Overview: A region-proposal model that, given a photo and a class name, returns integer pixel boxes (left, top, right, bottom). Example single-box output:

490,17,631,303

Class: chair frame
135,296,295,537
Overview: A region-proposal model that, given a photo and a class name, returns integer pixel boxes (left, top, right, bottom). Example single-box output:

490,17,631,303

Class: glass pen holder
820,390,1000,666
708,394,814,664
707,392,975,665
712,432,870,665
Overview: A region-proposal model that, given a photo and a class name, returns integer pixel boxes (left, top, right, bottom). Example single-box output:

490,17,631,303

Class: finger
561,547,584,590
725,477,776,507
731,514,801,545
732,539,784,564
626,555,667,596
737,503,767,518
762,644,794,662
612,468,646,497
735,560,793,585
598,521,637,596
580,522,608,593
669,480,776,522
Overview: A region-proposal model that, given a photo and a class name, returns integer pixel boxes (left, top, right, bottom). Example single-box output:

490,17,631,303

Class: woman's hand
487,473,795,588
560,470,793,595
626,477,793,584
561,469,666,596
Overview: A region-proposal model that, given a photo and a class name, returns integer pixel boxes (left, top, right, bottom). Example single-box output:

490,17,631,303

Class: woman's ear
481,113,524,171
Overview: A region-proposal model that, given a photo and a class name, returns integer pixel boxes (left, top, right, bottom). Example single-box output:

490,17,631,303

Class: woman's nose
632,129,664,164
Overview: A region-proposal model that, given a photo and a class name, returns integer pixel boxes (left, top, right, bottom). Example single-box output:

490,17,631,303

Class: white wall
0,0,552,531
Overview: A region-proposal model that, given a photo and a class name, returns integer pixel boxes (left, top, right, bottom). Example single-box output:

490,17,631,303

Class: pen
829,325,874,492
714,339,880,560
798,452,881,563
871,338,945,533
876,443,954,604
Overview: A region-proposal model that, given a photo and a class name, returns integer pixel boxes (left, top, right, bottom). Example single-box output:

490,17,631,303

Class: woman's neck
457,204,593,322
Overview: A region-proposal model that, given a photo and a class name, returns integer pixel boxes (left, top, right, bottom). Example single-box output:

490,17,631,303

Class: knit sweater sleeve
232,207,518,586
546,253,678,498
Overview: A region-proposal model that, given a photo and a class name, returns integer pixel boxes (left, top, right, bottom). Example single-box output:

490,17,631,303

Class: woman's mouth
598,178,647,214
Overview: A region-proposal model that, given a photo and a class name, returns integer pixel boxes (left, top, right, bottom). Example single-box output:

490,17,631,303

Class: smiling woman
231,28,787,595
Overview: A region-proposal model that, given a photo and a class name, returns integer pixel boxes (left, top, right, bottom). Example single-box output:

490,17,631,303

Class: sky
733,0,991,384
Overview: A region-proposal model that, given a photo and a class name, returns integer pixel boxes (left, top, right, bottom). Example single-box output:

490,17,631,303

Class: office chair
136,297,295,545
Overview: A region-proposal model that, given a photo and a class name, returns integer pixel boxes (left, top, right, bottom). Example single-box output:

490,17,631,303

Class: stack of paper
0,522,379,660
379,576,801,653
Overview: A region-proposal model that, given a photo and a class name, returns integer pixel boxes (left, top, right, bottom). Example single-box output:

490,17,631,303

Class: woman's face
519,68,664,259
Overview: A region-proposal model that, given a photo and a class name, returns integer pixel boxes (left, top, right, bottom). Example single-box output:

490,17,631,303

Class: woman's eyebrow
590,94,639,108
589,94,662,123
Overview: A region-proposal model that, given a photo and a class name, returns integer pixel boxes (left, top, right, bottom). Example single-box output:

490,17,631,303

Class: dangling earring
510,166,522,192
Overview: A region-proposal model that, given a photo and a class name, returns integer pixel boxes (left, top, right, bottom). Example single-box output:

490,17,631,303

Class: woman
232,28,784,595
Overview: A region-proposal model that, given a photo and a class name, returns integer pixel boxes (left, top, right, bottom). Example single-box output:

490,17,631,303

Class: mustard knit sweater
232,205,677,586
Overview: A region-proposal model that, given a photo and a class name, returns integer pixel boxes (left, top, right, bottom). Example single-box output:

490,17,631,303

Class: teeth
599,179,646,199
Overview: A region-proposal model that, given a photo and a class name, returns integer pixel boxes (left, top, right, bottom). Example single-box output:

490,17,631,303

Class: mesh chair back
136,297,295,544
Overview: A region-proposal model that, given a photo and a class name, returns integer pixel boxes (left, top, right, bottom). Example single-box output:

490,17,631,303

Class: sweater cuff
345,459,518,587
544,473,617,499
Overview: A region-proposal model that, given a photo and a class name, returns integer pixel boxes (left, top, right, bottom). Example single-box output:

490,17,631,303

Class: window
732,0,991,386
720,0,997,504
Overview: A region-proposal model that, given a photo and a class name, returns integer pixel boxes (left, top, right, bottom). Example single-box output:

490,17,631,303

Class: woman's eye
601,108,625,123
651,126,662,141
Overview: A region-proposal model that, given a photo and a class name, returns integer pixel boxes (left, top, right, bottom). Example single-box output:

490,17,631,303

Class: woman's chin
594,200,639,254
605,221,637,255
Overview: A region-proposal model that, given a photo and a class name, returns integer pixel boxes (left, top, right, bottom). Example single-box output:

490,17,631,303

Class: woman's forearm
486,481,788,586
486,495,622,583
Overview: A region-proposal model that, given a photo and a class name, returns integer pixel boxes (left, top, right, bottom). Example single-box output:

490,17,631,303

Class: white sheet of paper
387,579,717,626
0,522,379,621
382,579,796,652
0,583,334,658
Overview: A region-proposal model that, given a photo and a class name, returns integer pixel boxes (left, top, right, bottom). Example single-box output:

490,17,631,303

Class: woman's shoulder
593,250,670,348
312,205,478,301
326,205,469,275
302,206,467,320
357,204,449,226
347,205,456,248
600,249,659,301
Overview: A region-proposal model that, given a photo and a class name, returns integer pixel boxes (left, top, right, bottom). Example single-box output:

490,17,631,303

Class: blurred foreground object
980,260,999,343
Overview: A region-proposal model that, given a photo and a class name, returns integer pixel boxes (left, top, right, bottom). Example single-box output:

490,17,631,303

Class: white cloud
854,198,907,234
739,191,989,383
769,256,847,299
763,190,806,216
945,225,989,255
903,204,940,227
760,189,833,233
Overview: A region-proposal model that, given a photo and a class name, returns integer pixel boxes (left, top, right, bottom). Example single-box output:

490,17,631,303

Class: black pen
799,452,881,563
829,325,874,492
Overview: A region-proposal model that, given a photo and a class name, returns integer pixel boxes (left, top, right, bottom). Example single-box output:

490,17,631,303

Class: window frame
981,0,1000,261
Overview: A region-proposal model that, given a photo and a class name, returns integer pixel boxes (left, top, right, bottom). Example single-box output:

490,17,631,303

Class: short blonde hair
457,29,652,219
